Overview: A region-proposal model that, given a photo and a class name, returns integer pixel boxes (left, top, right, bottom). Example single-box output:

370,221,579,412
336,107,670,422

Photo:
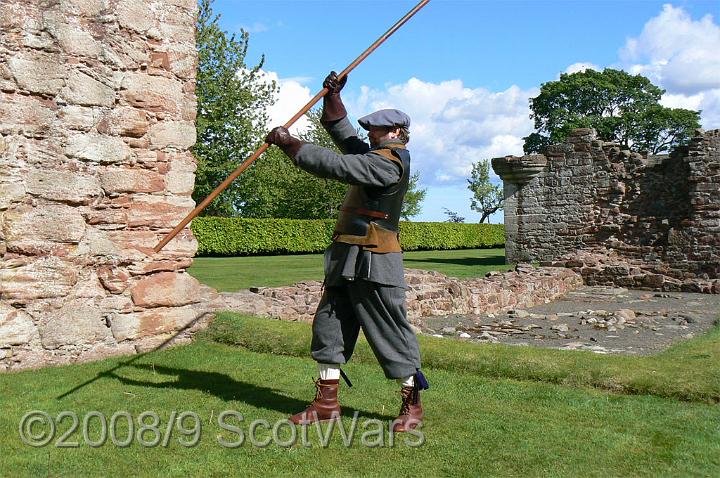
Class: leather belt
340,206,389,220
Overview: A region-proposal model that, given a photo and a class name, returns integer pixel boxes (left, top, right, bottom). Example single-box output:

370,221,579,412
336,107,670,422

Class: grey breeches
310,280,422,379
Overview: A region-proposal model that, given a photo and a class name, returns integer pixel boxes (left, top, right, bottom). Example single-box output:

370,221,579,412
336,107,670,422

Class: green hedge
191,217,504,256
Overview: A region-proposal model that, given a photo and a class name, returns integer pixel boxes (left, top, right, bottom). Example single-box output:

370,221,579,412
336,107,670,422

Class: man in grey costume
265,71,428,432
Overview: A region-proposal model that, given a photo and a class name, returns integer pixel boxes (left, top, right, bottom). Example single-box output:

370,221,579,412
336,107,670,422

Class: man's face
368,126,398,147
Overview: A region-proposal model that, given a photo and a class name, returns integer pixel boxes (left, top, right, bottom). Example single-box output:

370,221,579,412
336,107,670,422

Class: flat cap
358,109,410,130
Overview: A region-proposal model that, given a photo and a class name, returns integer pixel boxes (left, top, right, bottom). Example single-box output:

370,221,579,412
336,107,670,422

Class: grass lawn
188,248,508,291
2,315,719,477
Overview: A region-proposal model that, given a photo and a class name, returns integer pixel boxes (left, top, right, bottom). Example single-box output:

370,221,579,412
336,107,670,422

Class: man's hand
323,71,347,96
265,126,305,160
265,126,294,147
321,71,348,123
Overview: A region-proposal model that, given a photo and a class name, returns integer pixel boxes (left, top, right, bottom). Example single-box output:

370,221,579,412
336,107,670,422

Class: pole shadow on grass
102,364,393,421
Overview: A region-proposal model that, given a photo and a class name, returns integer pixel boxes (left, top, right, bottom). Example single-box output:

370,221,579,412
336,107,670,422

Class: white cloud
617,4,720,129
619,4,720,94
257,70,314,134
564,62,601,74
344,78,537,187
660,92,704,110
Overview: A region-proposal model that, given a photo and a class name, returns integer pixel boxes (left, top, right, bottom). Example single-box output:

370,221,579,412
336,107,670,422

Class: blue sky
211,0,720,222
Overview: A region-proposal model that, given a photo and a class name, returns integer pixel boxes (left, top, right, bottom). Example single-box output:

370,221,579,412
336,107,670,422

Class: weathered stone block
97,107,149,137
8,54,67,95
148,121,196,150
0,302,39,347
73,226,122,257
0,182,25,211
133,258,194,275
0,1,23,30
22,15,56,50
117,0,157,34
65,133,132,163
100,168,164,193
97,266,131,294
643,274,665,289
69,271,107,299
130,272,201,308
59,105,101,131
120,73,183,113
106,230,163,260
110,305,203,341
61,71,114,107
4,204,86,247
126,195,195,228
38,299,112,349
60,0,108,16
165,154,196,195
0,257,80,302
26,169,101,204
166,44,197,79
41,9,102,57
0,94,56,137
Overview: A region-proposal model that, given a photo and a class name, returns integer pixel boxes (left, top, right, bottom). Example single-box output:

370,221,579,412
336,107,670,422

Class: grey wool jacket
293,116,407,288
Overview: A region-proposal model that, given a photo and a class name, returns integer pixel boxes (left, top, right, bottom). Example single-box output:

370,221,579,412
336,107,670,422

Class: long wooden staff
154,0,431,252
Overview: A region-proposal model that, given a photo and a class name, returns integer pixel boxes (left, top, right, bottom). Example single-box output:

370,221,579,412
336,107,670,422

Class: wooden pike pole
154,0,431,253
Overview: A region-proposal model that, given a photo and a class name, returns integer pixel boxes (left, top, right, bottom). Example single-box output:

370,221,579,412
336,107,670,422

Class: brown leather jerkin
331,145,407,254
333,222,402,253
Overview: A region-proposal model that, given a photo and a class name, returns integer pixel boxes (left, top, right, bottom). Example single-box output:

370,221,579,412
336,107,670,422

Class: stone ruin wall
214,266,584,324
493,128,720,293
0,0,216,371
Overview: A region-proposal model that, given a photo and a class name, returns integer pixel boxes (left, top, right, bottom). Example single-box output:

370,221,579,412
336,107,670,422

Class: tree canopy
523,68,701,154
467,159,503,224
194,0,425,220
243,109,427,220
193,0,276,216
402,172,426,220
241,109,349,219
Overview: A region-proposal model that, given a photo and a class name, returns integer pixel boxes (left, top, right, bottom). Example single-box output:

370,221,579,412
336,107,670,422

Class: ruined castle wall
0,0,214,371
503,132,599,262
494,129,720,290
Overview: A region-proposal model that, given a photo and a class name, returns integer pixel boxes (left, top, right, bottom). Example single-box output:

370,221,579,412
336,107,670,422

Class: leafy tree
251,109,426,220
443,208,465,223
295,110,427,220
523,68,700,154
401,172,426,220
625,105,701,154
467,159,503,224
193,0,276,216
241,110,348,219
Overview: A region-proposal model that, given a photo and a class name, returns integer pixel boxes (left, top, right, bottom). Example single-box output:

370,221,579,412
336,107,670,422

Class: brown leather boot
289,379,341,425
392,385,424,432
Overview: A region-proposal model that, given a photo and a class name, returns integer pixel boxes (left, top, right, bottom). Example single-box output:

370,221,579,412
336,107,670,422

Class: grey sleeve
294,144,401,187
322,117,370,155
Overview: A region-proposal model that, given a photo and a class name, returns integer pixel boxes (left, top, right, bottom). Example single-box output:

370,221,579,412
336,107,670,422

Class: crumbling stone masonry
493,128,720,292
0,0,215,371
213,266,584,324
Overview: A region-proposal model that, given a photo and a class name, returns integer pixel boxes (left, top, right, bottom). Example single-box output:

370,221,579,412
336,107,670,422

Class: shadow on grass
104,364,393,421
406,255,507,267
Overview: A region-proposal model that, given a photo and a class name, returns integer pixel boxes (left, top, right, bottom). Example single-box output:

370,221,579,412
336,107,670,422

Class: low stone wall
544,249,720,294
211,266,584,324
